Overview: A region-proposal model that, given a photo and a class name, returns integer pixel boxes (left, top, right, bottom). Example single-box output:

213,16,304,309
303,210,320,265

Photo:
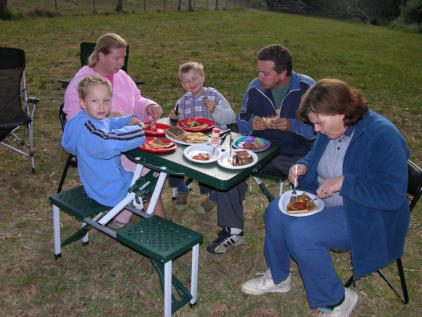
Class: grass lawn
1,8,421,316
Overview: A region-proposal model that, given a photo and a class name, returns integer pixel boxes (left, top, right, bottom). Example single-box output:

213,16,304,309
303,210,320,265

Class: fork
291,165,298,196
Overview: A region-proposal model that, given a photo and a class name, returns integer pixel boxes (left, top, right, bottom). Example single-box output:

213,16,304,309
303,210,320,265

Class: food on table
143,138,175,149
166,126,186,140
230,150,254,166
241,140,266,150
166,126,208,143
286,193,318,214
192,152,210,161
180,118,209,130
263,116,278,124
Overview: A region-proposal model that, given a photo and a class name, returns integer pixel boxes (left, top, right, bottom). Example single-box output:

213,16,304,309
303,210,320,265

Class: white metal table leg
145,171,168,215
190,243,199,305
52,204,61,256
164,260,172,317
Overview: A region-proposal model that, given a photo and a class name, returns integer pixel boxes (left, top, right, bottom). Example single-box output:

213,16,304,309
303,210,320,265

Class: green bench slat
117,216,203,263
48,186,110,219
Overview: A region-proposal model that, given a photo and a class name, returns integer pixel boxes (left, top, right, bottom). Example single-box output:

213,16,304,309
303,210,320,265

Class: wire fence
10,0,268,16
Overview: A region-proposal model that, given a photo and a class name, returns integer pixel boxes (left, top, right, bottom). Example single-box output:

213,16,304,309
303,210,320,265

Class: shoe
175,192,188,211
196,197,217,214
207,227,245,254
317,288,358,317
109,219,127,230
241,268,291,295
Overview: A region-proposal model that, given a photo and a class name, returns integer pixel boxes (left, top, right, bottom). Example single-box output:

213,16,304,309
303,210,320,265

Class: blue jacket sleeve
81,123,146,160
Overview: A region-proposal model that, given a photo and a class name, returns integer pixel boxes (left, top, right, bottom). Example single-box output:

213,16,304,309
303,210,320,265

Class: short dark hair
257,44,292,75
297,78,368,126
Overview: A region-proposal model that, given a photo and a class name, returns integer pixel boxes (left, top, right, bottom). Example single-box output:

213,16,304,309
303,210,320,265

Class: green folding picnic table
125,118,281,192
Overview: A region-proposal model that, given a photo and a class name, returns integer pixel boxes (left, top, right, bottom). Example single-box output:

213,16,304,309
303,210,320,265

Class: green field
1,8,421,316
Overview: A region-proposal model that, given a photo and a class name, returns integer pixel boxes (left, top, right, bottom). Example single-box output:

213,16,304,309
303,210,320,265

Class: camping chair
57,103,77,193
0,47,39,173
344,160,422,304
58,42,144,87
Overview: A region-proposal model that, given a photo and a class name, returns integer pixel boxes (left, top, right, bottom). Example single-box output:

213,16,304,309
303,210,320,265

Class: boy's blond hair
178,61,204,77
78,75,112,100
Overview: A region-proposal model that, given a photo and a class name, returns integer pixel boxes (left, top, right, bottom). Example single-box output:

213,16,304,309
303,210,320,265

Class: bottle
211,128,220,147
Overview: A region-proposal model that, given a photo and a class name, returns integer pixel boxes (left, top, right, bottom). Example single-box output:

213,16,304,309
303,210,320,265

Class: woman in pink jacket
63,32,166,227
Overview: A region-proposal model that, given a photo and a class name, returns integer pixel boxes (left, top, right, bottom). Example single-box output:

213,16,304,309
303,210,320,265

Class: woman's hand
316,176,344,198
169,108,179,120
146,104,161,121
288,164,307,187
204,97,216,113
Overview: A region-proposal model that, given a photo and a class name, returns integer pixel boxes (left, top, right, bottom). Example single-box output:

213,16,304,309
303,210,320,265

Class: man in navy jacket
207,44,315,254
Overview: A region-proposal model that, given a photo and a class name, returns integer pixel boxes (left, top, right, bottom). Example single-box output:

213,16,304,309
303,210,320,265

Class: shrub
402,0,422,24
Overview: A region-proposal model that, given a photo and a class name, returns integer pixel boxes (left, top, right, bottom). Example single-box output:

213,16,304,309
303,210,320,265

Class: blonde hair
178,61,204,77
88,33,127,67
78,75,112,100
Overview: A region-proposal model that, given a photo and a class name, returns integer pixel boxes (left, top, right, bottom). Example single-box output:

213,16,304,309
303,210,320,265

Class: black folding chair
0,47,39,173
58,42,144,87
57,103,77,193
344,160,422,304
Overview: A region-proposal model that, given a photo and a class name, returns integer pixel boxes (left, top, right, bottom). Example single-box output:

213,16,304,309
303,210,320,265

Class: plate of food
233,136,271,152
142,122,171,136
184,144,222,163
166,126,210,145
217,149,258,170
177,118,215,132
139,137,177,153
278,190,324,217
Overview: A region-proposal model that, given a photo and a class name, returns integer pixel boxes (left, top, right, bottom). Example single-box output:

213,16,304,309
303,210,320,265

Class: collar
344,125,355,137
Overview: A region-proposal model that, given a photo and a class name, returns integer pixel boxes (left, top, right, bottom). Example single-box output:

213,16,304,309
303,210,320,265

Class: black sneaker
207,227,245,254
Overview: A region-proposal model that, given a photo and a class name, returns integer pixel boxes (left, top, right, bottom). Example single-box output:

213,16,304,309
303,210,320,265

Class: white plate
279,190,325,217
165,133,210,146
184,144,221,163
217,149,258,170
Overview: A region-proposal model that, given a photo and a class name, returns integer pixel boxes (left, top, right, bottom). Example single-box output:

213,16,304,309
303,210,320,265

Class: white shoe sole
241,285,291,295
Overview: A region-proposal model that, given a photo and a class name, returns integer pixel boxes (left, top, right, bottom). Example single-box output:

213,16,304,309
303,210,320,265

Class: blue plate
232,136,271,152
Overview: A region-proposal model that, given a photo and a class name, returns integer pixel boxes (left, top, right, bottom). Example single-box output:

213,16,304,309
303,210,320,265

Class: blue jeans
264,199,351,309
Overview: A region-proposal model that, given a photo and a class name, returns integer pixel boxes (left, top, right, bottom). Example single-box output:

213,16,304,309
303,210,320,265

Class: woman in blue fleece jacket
241,79,410,317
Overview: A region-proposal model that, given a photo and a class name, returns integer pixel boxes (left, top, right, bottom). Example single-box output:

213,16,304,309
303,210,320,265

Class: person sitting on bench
61,75,167,222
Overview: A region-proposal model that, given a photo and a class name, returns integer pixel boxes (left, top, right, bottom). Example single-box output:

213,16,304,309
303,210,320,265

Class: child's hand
169,108,179,120
204,97,216,113
109,111,128,118
130,117,142,125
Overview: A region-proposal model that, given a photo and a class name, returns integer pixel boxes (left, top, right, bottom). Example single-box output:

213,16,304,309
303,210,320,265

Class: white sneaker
241,268,291,295
318,288,358,317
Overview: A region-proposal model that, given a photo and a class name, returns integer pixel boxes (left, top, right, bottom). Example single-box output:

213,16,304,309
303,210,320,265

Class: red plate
177,117,215,132
139,137,177,153
143,122,171,136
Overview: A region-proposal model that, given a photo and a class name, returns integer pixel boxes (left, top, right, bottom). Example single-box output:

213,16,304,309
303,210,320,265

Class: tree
215,0,219,10
0,0,8,18
178,0,182,11
116,0,123,12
